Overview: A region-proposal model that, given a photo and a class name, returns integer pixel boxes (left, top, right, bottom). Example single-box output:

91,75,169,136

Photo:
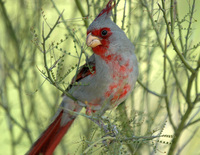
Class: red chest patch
103,54,133,104
105,83,131,103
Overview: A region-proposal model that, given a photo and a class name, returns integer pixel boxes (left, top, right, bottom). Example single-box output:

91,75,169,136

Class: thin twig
184,0,196,56
41,11,77,101
158,2,195,73
137,79,166,98
163,34,176,131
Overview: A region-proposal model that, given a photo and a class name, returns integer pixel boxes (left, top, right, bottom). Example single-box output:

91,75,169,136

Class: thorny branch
41,11,78,101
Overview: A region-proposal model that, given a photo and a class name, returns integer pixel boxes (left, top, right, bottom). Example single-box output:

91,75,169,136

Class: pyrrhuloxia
27,0,138,154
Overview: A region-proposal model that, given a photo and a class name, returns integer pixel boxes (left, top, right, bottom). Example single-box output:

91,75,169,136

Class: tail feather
27,110,74,155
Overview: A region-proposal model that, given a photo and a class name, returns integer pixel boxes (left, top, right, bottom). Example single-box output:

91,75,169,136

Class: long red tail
27,110,74,155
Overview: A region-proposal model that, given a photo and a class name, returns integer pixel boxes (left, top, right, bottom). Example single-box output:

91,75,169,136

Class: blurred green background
0,0,200,154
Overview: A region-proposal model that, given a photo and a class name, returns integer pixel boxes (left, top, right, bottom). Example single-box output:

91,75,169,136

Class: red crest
95,0,116,20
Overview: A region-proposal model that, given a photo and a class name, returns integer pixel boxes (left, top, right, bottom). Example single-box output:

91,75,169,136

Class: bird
27,0,138,154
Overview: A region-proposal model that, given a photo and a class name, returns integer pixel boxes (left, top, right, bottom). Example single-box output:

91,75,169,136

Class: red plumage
27,0,138,154
27,110,74,155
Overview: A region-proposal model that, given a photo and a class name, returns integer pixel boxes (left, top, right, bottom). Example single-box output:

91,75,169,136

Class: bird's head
86,0,129,56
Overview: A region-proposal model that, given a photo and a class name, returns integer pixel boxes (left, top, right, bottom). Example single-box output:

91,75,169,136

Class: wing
66,54,96,91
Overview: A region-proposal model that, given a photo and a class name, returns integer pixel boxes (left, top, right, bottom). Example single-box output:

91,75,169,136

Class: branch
41,11,78,101
158,2,195,73
163,35,176,131
83,135,159,154
75,0,89,28
137,79,166,98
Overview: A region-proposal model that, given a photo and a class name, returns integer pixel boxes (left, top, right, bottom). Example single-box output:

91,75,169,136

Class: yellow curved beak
86,32,102,48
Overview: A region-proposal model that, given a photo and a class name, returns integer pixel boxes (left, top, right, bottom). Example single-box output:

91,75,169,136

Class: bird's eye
101,30,107,36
